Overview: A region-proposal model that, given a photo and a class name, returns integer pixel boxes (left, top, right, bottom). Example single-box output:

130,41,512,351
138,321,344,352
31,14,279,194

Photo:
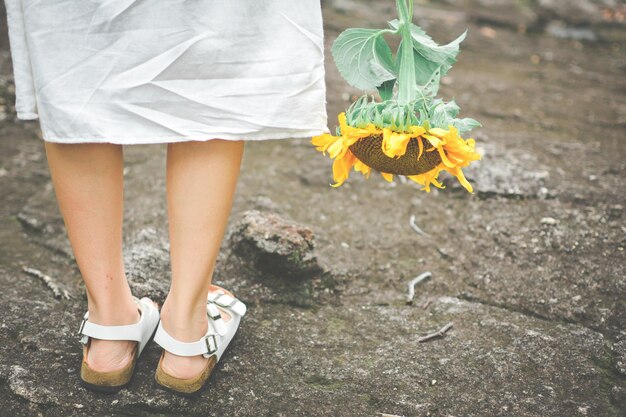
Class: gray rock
447,142,551,198
225,210,338,307
545,21,598,41
124,227,171,300
227,209,324,280
465,0,539,30
538,0,615,25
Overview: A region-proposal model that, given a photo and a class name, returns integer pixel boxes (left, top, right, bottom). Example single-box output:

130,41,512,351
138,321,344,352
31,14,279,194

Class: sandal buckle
77,317,87,337
206,301,222,321
204,334,218,355
208,311,221,321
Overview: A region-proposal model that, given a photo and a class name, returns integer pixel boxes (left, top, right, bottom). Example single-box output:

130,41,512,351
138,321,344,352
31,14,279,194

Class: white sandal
77,296,160,393
153,287,247,396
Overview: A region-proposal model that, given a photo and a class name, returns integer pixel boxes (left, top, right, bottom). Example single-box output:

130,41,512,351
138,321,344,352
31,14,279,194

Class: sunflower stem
396,0,417,106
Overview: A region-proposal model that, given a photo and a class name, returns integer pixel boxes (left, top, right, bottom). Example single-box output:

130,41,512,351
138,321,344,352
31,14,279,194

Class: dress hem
39,128,332,145
17,111,39,120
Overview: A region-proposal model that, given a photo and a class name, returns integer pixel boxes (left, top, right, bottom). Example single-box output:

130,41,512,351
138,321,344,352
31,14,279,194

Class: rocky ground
0,0,625,416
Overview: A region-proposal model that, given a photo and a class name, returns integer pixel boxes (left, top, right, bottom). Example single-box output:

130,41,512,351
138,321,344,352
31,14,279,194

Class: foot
160,284,233,379
85,299,160,372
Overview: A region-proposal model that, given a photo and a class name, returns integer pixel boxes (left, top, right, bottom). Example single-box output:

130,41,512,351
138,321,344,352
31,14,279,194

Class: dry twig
418,322,453,343
409,214,431,237
22,266,72,300
420,297,433,310
406,271,432,304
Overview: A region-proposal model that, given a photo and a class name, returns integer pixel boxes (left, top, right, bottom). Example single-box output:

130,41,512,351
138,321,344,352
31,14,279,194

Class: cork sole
80,342,139,394
154,327,240,398
79,322,158,394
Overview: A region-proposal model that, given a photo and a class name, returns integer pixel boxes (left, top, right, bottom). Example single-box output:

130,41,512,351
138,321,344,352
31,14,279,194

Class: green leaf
428,97,458,127
388,19,466,84
377,78,396,101
451,117,482,133
418,65,441,100
440,98,461,119
331,28,396,91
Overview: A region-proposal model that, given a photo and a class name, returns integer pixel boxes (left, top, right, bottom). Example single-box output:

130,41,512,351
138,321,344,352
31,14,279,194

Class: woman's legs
160,139,244,379
44,142,155,372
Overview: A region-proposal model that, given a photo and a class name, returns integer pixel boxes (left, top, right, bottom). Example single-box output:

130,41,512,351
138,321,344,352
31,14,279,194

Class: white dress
3,0,330,144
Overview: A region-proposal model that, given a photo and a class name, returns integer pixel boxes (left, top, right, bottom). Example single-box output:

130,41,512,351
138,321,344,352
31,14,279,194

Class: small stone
541,217,558,225
479,26,497,39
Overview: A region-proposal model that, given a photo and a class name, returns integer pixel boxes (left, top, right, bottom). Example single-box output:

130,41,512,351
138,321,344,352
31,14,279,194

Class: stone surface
615,333,626,377
0,295,619,417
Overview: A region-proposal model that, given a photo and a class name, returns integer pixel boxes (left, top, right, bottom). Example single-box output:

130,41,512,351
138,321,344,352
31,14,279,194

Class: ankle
160,297,208,342
88,298,139,326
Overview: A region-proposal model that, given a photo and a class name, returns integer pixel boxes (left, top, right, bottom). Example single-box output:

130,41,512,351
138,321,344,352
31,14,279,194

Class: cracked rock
225,210,336,306
227,209,324,280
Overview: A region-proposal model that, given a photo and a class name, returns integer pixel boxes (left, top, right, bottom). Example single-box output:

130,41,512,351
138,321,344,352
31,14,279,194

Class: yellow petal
330,157,348,187
354,159,372,178
338,112,348,132
365,123,383,135
327,137,345,159
417,136,424,160
423,134,441,148
436,145,457,168
383,132,412,158
446,166,474,193
330,151,357,187
409,126,426,136
429,127,449,137
380,172,394,182
311,134,338,155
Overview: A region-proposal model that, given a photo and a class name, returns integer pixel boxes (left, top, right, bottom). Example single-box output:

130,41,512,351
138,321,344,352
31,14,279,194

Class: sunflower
311,112,481,192
312,0,482,192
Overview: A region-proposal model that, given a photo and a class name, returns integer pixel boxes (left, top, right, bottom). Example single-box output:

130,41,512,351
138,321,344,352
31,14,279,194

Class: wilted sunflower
312,110,480,192
311,0,482,193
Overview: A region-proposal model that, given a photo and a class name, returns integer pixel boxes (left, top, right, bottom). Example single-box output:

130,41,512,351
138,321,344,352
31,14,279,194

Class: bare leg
160,139,244,379
44,142,157,372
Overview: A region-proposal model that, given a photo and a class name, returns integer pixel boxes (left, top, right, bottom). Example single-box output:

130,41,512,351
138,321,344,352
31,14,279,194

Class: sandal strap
153,320,220,358
77,297,145,344
207,291,247,317
207,302,228,336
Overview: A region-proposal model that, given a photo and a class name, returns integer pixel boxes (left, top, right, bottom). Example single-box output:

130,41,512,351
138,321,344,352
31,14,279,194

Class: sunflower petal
417,136,424,160
436,145,457,168
380,172,394,182
327,138,345,159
